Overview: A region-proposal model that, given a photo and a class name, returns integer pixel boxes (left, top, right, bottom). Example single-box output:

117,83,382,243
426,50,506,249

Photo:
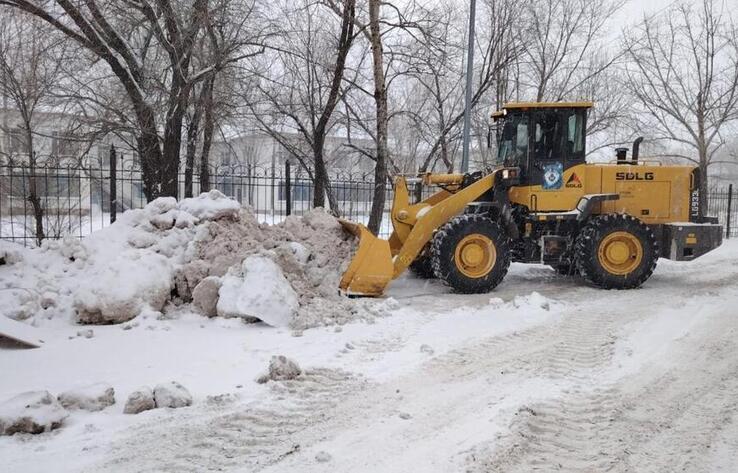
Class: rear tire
431,214,511,294
575,214,658,289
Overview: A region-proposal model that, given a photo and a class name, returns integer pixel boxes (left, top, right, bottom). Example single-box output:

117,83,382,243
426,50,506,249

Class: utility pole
460,0,477,174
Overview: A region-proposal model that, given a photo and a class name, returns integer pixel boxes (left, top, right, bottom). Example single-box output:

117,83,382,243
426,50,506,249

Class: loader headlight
501,168,518,180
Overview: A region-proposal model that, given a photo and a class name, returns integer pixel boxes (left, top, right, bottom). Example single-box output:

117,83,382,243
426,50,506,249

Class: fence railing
707,183,736,238
1,157,736,246
0,158,400,245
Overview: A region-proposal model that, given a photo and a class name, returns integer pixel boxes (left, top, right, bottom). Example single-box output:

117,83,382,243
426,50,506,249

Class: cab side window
564,110,586,163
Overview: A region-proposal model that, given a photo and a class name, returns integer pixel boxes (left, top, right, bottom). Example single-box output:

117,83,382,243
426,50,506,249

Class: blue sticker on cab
543,162,563,190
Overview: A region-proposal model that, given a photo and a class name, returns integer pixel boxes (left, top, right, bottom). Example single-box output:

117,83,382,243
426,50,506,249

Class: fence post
727,183,733,239
109,145,117,224
285,159,292,216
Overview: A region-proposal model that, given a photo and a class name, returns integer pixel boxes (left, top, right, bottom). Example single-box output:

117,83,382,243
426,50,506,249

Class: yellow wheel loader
339,102,723,296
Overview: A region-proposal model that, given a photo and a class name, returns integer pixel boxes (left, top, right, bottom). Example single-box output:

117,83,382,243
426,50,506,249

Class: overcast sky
610,0,683,32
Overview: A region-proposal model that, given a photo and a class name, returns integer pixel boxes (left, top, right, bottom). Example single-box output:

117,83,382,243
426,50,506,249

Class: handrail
603,160,664,166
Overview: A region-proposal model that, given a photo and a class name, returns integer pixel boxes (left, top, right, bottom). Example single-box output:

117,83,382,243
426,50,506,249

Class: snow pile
0,391,68,435
0,190,371,330
0,191,237,326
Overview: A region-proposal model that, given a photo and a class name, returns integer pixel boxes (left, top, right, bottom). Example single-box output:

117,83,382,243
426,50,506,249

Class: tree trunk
137,107,165,201
697,108,708,219
309,0,355,215
184,104,203,198
26,140,44,246
367,0,388,236
161,83,192,199
199,76,215,193
312,137,339,213
312,158,326,208
699,147,709,219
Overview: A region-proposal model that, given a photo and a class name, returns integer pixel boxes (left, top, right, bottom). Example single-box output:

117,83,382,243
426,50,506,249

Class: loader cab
492,102,590,189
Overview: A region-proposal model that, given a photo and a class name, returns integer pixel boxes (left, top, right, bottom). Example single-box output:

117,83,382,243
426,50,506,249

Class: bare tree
0,12,67,244
623,0,738,215
519,0,624,102
0,0,263,201
247,0,356,213
184,0,267,196
364,0,390,233
407,0,522,175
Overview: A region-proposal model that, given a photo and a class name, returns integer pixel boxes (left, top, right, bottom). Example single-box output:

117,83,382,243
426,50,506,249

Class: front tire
575,214,658,289
409,251,436,279
430,215,511,294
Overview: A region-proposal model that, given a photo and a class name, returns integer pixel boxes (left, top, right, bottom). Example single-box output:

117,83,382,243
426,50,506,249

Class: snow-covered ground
1,220,738,471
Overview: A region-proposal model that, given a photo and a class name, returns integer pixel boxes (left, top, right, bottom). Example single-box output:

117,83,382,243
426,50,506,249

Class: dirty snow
57,383,115,412
0,391,68,436
0,191,361,330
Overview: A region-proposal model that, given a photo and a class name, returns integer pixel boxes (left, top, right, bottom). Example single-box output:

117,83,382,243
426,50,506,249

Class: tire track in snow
465,310,738,473
93,368,367,472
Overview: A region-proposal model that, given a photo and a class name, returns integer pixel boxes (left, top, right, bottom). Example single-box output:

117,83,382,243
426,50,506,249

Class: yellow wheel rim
454,234,496,278
597,231,643,276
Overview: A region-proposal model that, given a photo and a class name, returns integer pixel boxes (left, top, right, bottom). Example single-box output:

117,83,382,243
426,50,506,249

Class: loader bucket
339,219,394,296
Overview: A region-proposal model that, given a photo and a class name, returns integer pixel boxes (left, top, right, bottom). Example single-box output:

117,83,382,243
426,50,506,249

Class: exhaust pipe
616,147,628,164
632,136,644,164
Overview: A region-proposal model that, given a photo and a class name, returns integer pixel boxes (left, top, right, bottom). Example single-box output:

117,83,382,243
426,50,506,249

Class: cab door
509,108,587,212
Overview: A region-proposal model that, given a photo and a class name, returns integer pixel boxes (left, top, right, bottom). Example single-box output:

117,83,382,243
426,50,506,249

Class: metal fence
0,156,399,246
1,156,736,246
708,184,737,238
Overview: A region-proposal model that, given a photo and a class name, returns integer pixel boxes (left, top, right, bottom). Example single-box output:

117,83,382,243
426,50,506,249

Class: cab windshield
495,114,528,166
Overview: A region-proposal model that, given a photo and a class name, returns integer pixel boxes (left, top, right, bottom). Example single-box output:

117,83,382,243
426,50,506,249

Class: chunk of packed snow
58,383,115,412
149,209,177,231
0,391,68,435
123,387,156,415
192,276,221,317
217,256,299,327
257,355,302,383
153,381,193,409
279,241,311,265
512,292,552,311
173,259,209,302
178,190,241,221
147,197,177,215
